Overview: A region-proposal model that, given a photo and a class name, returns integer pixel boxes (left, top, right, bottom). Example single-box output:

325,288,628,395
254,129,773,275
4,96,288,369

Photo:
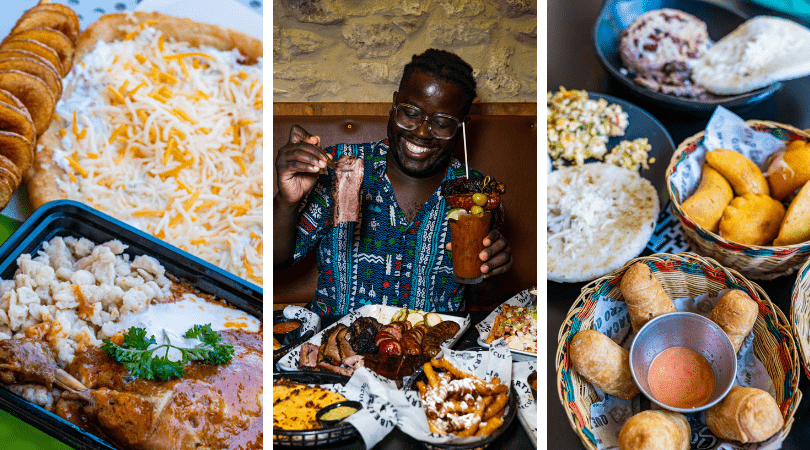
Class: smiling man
274,49,512,314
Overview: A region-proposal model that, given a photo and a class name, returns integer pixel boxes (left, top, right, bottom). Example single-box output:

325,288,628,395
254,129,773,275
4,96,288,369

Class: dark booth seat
272,103,537,311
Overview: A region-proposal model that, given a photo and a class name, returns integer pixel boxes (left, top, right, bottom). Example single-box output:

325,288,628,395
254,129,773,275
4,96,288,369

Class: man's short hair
399,49,477,115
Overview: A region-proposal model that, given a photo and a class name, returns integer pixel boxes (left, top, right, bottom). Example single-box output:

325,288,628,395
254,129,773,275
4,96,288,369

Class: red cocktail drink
448,211,491,284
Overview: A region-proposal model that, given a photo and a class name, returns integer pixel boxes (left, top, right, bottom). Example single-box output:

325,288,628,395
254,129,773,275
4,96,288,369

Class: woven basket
790,258,810,378
555,252,801,450
666,120,810,280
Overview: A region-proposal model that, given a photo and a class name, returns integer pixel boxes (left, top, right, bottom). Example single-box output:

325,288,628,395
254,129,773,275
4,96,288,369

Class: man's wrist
274,194,302,211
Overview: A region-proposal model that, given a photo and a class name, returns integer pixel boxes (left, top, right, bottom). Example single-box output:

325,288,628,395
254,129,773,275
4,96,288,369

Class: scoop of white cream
111,293,260,361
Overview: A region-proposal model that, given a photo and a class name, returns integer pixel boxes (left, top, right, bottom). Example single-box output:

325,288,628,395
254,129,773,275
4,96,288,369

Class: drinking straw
462,121,469,178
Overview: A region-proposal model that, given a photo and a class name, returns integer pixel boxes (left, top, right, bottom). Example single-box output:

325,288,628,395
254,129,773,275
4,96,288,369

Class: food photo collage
12,0,810,449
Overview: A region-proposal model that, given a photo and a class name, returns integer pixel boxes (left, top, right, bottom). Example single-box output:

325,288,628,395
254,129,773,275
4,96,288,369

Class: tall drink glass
448,211,491,284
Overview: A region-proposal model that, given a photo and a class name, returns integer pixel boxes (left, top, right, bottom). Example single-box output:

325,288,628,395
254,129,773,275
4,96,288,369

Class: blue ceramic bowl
593,0,782,114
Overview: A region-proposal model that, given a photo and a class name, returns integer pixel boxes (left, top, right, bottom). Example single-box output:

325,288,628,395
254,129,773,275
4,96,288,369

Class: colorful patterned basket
790,258,810,378
666,120,810,280
555,253,801,450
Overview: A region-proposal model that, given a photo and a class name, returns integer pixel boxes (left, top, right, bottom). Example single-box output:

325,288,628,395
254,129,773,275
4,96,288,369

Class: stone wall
273,0,537,103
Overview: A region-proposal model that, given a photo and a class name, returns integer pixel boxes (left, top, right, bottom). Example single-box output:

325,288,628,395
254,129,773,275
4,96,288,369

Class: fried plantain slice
0,70,56,136
0,56,62,102
5,28,73,76
13,8,80,44
0,130,33,174
0,170,16,211
0,92,36,146
0,38,66,77
30,2,81,42
0,153,22,190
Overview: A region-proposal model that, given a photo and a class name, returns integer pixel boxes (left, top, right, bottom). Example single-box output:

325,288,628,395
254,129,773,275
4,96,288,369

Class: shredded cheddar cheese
48,18,263,285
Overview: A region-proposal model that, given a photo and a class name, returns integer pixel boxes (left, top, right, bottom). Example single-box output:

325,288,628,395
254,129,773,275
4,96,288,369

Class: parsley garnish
101,324,234,380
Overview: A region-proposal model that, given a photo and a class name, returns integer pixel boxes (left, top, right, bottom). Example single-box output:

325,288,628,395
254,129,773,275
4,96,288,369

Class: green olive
470,205,484,215
472,192,487,206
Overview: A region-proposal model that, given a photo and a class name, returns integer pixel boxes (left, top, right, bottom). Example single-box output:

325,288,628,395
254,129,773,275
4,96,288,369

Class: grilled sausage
378,338,402,355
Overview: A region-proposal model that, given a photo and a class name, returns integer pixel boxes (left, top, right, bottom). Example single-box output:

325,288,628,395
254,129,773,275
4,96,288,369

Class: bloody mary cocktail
448,211,491,284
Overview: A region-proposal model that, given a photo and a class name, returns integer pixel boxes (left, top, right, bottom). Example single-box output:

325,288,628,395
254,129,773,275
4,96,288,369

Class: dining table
548,0,810,449
274,311,538,450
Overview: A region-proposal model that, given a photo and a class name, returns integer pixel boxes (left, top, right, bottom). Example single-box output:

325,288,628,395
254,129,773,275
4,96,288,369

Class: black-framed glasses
393,103,462,140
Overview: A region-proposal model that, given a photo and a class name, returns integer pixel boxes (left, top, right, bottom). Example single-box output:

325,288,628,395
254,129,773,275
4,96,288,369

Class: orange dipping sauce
648,347,715,409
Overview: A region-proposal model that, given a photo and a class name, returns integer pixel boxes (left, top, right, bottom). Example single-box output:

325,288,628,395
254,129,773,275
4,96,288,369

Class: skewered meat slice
331,155,364,224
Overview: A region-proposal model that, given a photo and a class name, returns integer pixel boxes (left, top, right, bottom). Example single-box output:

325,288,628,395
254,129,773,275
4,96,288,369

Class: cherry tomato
485,196,501,210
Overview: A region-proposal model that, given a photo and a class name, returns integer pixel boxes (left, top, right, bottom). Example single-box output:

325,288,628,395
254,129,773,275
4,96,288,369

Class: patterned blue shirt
293,139,483,315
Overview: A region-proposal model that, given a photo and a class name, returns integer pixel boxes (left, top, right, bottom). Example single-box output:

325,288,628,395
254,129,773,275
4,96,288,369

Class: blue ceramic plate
548,92,675,211
593,0,782,114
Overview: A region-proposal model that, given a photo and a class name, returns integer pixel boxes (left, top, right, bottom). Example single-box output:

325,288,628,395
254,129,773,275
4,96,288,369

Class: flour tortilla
25,11,262,208
693,16,810,95
547,163,659,283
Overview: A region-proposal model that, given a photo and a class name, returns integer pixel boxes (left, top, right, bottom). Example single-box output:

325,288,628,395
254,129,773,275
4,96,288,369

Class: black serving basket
409,368,518,450
273,310,315,367
272,371,361,447
0,200,263,450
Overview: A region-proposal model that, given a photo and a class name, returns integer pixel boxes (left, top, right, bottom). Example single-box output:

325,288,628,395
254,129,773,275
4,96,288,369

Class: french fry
416,380,427,397
420,356,509,439
424,362,439,388
454,401,485,437
428,419,446,435
475,417,503,437
483,392,508,420
434,357,480,381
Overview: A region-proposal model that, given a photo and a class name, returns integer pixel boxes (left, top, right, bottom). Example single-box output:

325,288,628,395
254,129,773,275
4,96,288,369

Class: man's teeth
405,140,431,154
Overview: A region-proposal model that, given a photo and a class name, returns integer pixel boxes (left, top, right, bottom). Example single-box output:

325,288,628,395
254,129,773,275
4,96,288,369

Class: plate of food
475,289,537,357
547,90,674,283
25,8,263,287
273,371,362,447
592,0,782,114
0,200,262,450
401,346,516,449
277,305,470,386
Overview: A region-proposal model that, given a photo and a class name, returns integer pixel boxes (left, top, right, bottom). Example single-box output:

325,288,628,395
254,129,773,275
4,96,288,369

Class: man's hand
275,125,329,206
446,229,513,278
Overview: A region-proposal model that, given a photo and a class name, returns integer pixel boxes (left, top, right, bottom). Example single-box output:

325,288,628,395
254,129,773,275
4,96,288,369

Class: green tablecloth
0,215,74,449
0,409,72,450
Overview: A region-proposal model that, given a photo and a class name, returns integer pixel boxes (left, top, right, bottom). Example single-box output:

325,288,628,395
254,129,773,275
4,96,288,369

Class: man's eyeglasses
393,103,462,140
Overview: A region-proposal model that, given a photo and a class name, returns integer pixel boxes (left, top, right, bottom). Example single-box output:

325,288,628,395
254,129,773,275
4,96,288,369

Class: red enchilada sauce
273,321,301,334
648,347,714,409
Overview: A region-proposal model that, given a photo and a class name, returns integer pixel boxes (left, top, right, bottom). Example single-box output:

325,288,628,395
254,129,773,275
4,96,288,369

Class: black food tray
410,369,518,450
272,371,360,447
0,200,263,450
272,310,315,367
